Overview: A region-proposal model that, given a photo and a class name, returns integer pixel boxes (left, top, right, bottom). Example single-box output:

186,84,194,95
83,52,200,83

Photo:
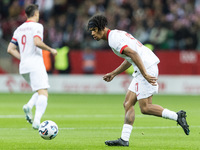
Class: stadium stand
1,0,200,73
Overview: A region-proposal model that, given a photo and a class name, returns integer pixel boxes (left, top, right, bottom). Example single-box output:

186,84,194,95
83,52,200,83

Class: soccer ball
39,120,58,140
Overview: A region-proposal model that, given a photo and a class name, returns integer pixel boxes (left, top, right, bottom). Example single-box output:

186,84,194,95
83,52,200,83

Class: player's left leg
26,92,39,109
121,90,137,141
22,73,38,124
105,90,137,146
23,92,38,124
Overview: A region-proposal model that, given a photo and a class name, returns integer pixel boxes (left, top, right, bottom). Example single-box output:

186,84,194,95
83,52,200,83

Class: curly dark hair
87,15,108,31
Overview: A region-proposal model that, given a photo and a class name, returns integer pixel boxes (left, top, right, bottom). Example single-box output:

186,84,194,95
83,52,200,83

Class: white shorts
22,69,50,92
128,64,159,100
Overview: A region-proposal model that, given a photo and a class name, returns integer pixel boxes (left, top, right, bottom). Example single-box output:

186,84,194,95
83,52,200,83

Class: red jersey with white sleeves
11,21,45,74
108,29,160,72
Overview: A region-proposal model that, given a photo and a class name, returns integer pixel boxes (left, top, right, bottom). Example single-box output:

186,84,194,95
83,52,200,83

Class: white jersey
11,21,45,74
108,29,160,72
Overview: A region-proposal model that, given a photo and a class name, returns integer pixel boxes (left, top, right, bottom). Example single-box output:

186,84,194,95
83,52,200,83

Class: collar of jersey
25,20,35,23
107,29,111,40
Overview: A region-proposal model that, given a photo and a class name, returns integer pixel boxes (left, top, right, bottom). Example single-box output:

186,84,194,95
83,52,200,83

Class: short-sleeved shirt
11,21,45,74
108,29,160,73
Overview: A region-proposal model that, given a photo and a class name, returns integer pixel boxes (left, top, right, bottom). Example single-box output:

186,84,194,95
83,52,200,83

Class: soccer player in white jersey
87,15,190,146
7,4,57,130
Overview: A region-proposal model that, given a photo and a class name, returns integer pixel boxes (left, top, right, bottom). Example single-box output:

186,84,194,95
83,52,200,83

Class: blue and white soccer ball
39,120,58,140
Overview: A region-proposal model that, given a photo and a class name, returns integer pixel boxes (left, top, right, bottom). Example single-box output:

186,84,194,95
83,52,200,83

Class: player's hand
143,74,158,86
51,49,57,56
103,73,116,82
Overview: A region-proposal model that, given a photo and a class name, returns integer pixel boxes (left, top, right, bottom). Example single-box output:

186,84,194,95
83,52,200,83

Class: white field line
59,125,200,130
0,115,199,130
0,126,199,130
0,114,147,118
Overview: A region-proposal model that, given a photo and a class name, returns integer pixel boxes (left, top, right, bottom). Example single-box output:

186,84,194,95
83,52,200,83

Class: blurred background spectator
1,0,200,50
54,45,71,74
1,0,200,73
82,47,96,74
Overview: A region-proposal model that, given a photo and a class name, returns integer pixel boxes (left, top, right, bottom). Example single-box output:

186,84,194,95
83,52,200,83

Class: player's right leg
27,69,50,130
138,95,190,135
176,110,190,135
105,90,137,146
32,89,48,130
137,64,189,135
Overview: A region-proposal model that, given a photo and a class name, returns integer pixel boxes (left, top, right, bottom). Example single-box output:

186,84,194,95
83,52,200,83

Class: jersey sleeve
109,32,128,54
33,23,44,40
11,30,18,46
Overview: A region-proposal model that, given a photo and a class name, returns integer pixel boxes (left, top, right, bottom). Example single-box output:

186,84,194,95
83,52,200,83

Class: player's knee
123,101,126,108
123,101,129,110
37,89,48,98
140,106,149,114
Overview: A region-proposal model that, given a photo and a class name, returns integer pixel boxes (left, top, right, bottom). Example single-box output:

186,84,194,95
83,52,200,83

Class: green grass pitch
0,93,199,150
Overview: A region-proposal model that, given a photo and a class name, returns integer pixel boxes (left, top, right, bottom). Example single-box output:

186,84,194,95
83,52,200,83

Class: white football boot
32,120,40,130
23,104,33,124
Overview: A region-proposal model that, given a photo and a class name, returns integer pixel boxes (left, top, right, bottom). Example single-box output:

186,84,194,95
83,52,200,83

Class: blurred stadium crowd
1,0,200,51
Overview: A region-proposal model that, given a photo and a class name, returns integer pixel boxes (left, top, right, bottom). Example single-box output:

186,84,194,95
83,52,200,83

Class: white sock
162,109,178,121
27,92,38,109
121,124,133,141
34,95,48,123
